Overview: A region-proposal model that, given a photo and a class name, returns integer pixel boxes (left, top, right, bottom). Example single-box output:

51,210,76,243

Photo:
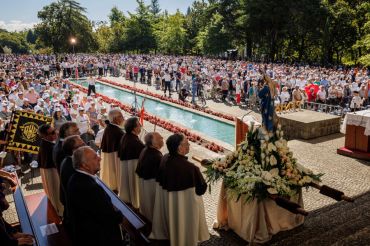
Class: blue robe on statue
258,85,275,132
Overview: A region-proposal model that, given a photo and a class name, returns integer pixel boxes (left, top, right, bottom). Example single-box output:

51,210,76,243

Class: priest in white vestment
118,117,144,208
136,132,164,222
100,109,124,191
150,133,210,246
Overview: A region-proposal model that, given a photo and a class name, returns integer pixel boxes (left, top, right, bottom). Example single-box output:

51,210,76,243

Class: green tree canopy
0,29,30,53
123,0,156,53
156,10,186,54
35,0,97,53
196,12,231,55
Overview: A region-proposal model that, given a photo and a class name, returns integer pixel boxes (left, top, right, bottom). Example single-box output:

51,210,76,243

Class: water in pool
75,80,235,145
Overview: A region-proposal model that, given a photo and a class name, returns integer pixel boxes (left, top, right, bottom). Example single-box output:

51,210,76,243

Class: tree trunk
246,37,252,59
336,50,340,65
298,36,305,61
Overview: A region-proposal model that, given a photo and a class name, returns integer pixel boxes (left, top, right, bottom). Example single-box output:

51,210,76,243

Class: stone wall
278,111,341,140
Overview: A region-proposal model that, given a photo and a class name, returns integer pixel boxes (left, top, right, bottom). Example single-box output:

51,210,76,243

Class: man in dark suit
53,122,80,173
59,135,85,234
67,146,123,246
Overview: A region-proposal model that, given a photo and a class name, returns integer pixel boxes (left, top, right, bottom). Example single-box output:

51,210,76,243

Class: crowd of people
0,53,370,245
0,54,211,245
2,54,369,110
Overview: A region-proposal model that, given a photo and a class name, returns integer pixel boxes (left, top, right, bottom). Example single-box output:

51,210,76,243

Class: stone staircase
200,191,370,246
268,191,370,245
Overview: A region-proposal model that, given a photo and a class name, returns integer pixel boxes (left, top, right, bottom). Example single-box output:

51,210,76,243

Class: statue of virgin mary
258,73,278,132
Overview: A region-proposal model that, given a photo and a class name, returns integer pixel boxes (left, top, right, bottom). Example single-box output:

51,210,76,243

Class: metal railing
303,102,346,117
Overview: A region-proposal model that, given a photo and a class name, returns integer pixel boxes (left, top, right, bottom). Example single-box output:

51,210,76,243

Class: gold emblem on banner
19,122,39,142
6,110,53,154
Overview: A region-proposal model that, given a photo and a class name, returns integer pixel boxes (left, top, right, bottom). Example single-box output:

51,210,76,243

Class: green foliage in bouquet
204,124,323,203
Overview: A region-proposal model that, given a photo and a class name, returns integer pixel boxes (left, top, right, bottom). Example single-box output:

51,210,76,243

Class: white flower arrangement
204,124,323,202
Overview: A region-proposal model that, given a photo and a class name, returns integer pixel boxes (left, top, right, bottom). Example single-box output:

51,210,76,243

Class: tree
109,6,125,26
321,0,357,64
0,29,30,53
354,2,370,65
35,0,97,53
183,0,209,54
156,11,186,54
94,24,112,53
26,30,37,44
106,7,126,52
149,0,161,16
196,13,231,55
123,0,156,53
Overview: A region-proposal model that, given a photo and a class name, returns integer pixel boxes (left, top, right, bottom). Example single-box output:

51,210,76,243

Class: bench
12,174,150,245
96,178,150,245
12,174,72,246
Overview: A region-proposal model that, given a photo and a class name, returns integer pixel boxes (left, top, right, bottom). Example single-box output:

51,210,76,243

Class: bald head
108,109,124,126
72,146,101,175
144,132,164,150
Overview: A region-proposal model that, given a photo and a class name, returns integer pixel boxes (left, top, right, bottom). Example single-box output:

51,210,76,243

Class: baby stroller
179,87,189,102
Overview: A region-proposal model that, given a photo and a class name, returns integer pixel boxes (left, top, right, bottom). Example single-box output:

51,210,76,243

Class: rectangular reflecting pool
75,80,235,145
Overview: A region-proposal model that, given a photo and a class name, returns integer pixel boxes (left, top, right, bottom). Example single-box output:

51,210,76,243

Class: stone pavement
3,76,370,245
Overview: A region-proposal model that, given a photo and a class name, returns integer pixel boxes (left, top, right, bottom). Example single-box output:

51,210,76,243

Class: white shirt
76,114,89,134
95,128,105,147
280,91,290,103
87,77,96,86
163,74,171,81
350,96,362,109
84,102,92,112
69,108,78,120
317,90,326,100
8,93,17,102
296,79,306,89
15,97,24,107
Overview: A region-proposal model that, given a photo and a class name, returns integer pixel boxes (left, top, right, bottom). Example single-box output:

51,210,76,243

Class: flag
139,98,146,126
6,110,53,154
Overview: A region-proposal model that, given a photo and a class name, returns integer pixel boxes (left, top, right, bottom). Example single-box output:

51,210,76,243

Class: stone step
302,211,370,245
268,191,370,246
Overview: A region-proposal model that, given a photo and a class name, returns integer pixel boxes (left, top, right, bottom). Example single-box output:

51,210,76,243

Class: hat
2,101,8,106
54,107,61,112
72,101,78,105
18,91,23,95
78,107,84,111
101,113,108,121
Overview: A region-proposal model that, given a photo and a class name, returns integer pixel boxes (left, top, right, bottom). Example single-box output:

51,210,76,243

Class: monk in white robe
150,133,209,246
118,117,144,209
136,132,163,222
100,109,124,191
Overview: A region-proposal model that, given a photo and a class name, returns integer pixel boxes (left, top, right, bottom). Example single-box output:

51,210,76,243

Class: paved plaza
4,76,370,245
